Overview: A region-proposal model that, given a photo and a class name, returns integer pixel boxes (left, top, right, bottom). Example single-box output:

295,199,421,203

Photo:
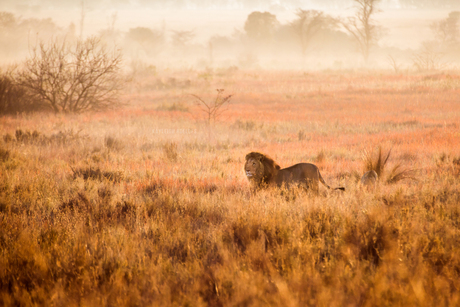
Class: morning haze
1,0,460,69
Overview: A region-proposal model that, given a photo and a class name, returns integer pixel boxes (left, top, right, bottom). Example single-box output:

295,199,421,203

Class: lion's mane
245,152,280,186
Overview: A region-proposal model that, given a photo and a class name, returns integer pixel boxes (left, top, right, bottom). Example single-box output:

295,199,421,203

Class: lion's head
244,152,280,187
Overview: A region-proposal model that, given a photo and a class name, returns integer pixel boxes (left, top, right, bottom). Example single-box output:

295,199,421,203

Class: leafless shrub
14,37,123,113
191,89,232,137
192,89,232,126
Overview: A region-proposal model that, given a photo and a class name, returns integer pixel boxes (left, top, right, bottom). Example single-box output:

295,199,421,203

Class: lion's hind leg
303,178,320,195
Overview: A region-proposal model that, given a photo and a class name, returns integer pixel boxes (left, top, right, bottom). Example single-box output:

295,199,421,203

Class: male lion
244,152,345,194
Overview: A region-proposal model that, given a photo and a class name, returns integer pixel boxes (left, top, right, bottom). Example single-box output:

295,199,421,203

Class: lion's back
275,163,320,185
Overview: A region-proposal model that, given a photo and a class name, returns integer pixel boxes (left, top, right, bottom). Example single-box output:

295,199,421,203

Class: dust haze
1,0,460,70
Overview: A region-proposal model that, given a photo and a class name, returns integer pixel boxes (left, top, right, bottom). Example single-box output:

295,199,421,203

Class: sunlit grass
1,70,460,306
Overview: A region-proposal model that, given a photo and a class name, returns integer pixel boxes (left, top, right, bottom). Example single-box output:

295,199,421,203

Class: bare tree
15,37,123,113
341,0,383,64
291,10,331,60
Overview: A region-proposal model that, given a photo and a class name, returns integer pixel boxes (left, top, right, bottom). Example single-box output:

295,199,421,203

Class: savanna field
1,70,460,306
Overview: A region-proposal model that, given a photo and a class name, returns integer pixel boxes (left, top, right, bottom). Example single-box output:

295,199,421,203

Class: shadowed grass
71,166,124,182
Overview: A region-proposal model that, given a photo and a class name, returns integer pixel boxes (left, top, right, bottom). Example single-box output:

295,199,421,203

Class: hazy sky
3,0,460,11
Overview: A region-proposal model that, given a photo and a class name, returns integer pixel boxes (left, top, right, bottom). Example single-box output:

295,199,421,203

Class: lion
244,152,345,194
360,170,378,188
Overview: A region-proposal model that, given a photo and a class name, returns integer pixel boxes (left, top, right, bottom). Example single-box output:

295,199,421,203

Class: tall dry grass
1,70,460,306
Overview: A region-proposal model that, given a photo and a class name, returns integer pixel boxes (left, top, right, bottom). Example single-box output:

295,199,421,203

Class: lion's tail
318,171,331,189
318,171,345,191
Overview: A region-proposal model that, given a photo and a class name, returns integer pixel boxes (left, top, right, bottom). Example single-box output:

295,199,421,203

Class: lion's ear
276,165,280,170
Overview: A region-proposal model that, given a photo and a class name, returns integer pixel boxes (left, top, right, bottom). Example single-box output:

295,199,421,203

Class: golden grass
1,70,460,306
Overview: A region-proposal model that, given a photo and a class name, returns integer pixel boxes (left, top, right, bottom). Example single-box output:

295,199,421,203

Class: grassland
1,70,460,306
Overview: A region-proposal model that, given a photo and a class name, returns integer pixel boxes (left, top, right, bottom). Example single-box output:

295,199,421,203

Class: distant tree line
238,0,383,65
0,12,68,60
1,1,460,114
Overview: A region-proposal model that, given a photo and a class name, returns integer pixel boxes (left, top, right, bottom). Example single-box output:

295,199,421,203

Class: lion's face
245,157,264,182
